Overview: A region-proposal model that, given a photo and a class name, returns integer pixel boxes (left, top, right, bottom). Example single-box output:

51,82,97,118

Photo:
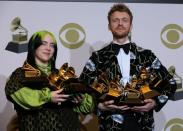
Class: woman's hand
70,94,84,104
50,89,70,104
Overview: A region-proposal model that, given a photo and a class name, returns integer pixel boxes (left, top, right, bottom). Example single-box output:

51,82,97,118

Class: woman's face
35,34,55,65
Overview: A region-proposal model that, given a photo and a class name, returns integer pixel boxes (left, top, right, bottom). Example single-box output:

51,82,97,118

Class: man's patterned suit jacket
79,42,176,131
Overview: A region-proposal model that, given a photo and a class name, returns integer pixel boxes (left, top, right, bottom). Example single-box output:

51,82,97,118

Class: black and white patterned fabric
79,42,176,131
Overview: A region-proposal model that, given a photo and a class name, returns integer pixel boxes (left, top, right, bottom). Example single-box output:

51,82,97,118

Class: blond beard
112,31,129,39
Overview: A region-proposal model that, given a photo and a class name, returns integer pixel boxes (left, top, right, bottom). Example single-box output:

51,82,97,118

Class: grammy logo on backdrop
5,17,28,53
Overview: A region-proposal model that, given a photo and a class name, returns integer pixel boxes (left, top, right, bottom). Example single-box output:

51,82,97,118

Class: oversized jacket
79,42,176,131
5,63,94,131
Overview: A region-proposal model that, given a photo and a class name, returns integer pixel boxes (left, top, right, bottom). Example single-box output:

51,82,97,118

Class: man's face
108,11,132,39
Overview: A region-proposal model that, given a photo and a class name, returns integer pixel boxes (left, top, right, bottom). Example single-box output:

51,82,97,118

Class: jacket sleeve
79,52,99,86
79,52,100,113
10,87,51,110
148,52,177,112
5,68,51,110
73,93,94,114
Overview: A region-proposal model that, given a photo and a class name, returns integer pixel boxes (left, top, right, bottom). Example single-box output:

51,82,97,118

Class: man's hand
98,100,130,111
131,99,156,112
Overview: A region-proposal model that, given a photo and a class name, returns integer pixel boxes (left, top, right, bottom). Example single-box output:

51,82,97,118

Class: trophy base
143,90,160,99
170,88,183,101
5,41,28,53
98,94,144,106
118,98,144,106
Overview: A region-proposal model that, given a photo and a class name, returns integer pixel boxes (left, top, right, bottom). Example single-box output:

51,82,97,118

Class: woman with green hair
5,30,94,131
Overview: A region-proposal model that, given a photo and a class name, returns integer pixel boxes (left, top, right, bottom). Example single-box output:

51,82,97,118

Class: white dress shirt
113,40,130,86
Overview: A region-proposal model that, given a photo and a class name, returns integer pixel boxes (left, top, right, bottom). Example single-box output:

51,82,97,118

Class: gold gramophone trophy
20,62,89,95
21,62,89,94
92,67,162,106
5,17,28,53
48,63,88,94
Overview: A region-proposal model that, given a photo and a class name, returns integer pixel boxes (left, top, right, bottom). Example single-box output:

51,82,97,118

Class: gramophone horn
10,17,21,32
168,66,175,76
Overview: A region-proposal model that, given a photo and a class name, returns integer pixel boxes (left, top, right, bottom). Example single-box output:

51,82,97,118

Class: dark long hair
26,30,57,70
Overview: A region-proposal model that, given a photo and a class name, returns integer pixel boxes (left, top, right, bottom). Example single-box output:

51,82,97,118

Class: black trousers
121,114,141,131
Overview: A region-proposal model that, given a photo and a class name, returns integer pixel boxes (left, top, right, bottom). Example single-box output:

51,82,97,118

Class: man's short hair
108,3,133,24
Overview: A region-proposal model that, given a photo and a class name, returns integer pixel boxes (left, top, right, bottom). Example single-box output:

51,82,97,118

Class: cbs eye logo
160,24,183,49
59,23,86,49
164,118,183,131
